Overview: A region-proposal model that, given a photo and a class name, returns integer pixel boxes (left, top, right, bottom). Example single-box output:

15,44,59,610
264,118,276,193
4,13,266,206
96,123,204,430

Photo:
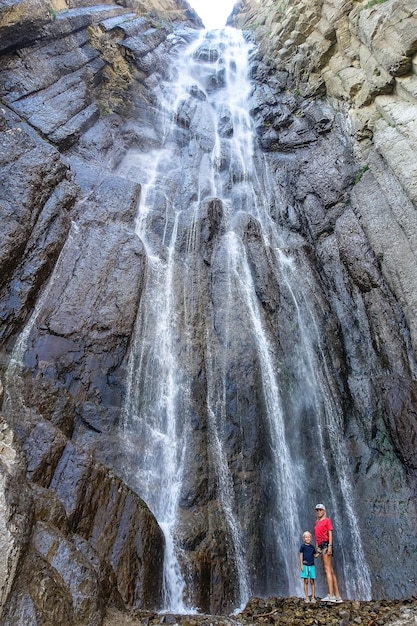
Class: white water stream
119,27,371,611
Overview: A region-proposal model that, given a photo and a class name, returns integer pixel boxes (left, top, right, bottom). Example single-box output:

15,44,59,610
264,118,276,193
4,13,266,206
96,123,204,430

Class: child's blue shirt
300,543,316,566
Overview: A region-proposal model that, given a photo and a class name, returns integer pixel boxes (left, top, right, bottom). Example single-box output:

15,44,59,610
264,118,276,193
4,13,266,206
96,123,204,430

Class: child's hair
303,531,312,540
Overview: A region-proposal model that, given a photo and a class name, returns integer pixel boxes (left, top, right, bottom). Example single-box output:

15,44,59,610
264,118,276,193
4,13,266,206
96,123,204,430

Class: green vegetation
364,0,388,9
355,165,369,184
278,0,288,14
48,5,57,19
98,100,112,116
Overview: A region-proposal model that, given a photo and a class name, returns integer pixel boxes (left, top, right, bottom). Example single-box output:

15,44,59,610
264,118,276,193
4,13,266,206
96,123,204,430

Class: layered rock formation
1,0,417,623
227,0,417,597
0,0,200,622
226,0,417,603
229,0,417,353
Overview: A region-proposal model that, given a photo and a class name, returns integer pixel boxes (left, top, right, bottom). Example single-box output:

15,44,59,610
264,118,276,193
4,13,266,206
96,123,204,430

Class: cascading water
119,26,372,613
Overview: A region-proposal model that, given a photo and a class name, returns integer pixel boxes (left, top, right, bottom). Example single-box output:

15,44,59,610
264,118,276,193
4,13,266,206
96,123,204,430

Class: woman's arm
328,529,333,555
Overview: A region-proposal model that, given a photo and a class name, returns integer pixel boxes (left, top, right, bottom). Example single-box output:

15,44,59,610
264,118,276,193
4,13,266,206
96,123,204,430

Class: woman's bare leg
322,553,340,597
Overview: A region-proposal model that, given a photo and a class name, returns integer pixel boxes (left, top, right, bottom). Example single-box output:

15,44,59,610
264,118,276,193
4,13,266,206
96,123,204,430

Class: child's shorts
301,565,316,579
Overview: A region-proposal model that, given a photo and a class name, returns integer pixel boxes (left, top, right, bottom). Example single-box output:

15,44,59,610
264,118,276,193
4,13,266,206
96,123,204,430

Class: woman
314,503,343,603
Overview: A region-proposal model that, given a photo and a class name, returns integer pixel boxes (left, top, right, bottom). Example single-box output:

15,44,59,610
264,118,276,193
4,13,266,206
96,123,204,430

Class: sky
189,0,237,30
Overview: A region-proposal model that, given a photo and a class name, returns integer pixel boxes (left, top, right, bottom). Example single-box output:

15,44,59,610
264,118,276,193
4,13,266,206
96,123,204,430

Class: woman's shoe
321,595,336,602
335,597,343,603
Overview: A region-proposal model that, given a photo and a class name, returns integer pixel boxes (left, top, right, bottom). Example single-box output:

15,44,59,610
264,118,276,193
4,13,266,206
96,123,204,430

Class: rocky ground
103,597,417,626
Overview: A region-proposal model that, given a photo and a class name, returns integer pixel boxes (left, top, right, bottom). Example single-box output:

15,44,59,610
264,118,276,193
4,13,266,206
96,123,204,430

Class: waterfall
120,26,371,612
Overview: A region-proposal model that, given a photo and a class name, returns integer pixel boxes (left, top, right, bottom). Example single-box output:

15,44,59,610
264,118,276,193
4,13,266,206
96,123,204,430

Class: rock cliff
0,0,199,622
226,0,417,599
1,0,417,623
229,0,417,354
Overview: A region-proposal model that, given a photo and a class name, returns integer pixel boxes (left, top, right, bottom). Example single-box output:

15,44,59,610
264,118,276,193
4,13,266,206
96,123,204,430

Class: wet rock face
0,460,165,625
231,0,417,359
244,51,417,600
0,416,165,625
229,1,417,598
1,0,417,621
0,1,197,622
0,105,77,345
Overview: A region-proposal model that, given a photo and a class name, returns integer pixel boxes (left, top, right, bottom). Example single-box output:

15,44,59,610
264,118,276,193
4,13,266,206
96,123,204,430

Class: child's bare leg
304,578,309,599
311,579,316,599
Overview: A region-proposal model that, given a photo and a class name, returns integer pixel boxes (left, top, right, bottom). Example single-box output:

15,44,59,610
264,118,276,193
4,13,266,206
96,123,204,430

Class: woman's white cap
315,503,325,509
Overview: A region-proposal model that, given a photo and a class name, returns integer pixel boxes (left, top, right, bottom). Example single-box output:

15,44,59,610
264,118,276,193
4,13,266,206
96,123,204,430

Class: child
299,531,318,603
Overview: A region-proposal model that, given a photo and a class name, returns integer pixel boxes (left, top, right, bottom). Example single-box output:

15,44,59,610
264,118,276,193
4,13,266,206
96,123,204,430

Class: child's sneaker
304,597,310,603
310,597,317,603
